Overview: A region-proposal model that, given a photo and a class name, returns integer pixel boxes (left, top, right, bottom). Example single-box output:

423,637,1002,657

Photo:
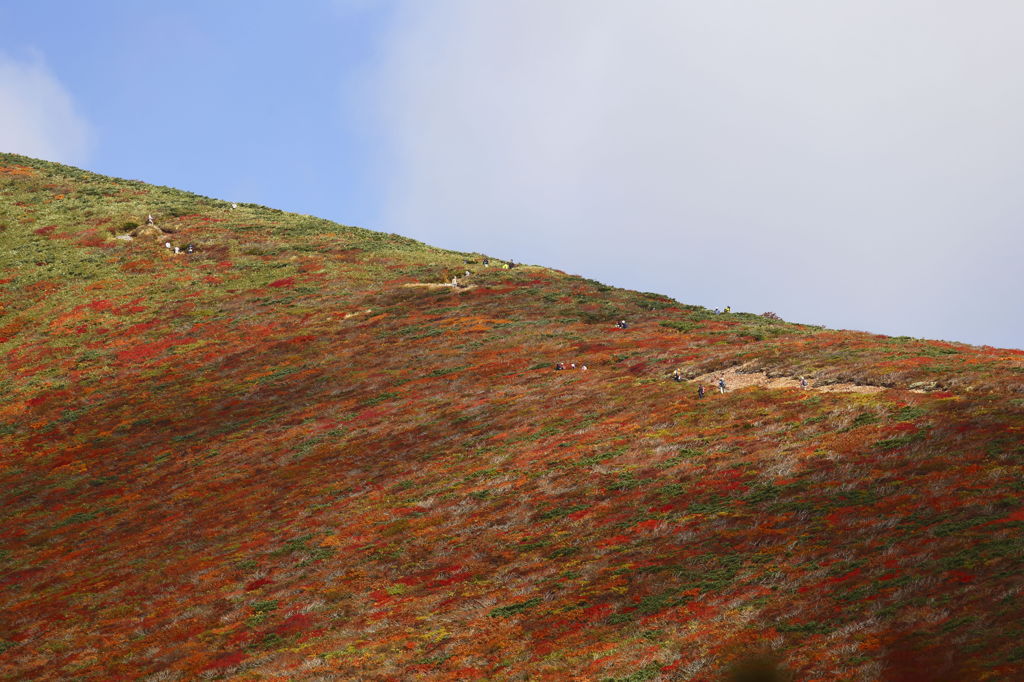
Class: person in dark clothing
698,385,705,399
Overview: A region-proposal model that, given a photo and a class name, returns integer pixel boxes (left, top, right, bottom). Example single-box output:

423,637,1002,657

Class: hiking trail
402,282,476,292
690,362,888,395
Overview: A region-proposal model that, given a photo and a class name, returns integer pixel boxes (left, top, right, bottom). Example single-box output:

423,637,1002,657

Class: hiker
718,377,726,394
714,308,720,315
555,362,564,371
724,306,731,314
186,243,195,254
502,262,510,270
616,320,629,329
698,385,705,399
581,365,588,371
174,246,180,254
483,258,490,266
464,270,470,277
164,242,172,249
800,376,808,389
147,214,155,225
451,276,458,286
570,363,576,369
672,369,682,382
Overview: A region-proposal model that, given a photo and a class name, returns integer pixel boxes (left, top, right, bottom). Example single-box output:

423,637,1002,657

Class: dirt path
689,363,886,395
402,282,477,292
342,309,373,320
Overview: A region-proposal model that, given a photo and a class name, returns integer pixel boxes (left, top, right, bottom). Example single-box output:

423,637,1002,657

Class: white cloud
0,52,92,165
365,1,1024,348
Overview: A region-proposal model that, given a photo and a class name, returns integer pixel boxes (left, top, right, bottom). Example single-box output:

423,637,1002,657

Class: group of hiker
692,378,727,399
673,369,727,399
555,362,588,371
449,258,516,287
442,266,809,398
553,321,632,373
147,214,198,255
556,311,763,400
473,258,516,270
164,241,195,255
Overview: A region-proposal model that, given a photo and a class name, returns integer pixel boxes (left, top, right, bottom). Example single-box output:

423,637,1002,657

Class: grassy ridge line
1,154,1023,680
2,151,1022,394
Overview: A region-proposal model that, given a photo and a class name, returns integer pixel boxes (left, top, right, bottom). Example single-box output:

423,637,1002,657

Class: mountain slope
2,153,1024,681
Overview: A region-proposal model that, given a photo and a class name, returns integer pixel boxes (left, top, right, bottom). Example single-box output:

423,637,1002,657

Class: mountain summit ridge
2,153,1023,680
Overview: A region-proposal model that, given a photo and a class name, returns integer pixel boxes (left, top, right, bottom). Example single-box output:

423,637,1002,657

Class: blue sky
0,0,391,228
2,1,1023,349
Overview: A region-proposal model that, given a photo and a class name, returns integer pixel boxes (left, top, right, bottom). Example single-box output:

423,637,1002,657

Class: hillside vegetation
2,153,1024,681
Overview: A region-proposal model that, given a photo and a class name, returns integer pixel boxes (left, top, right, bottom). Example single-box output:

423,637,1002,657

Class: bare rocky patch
690,362,886,394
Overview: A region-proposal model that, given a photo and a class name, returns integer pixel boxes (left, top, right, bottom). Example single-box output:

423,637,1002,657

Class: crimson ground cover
2,154,1024,680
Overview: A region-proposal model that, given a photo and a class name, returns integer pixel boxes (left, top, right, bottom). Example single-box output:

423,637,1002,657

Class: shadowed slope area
2,154,1024,680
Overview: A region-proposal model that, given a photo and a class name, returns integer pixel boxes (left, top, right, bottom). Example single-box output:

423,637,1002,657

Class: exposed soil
342,309,373,320
401,282,477,291
689,362,886,394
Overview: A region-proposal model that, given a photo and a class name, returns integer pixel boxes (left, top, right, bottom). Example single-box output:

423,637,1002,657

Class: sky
2,1,1022,349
